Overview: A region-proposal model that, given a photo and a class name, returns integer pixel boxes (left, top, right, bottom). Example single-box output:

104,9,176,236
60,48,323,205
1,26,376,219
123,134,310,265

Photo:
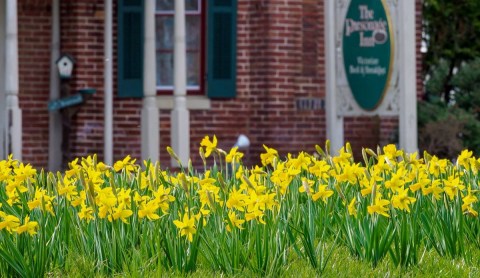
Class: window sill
156,95,211,110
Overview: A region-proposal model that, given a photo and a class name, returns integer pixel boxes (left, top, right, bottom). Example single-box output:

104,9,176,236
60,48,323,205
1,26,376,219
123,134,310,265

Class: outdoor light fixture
56,54,75,79
233,134,250,149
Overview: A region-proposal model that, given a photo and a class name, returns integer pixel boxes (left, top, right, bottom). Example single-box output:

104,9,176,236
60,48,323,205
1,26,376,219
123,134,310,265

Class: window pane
155,1,201,88
156,16,173,50
187,52,199,86
157,53,173,87
157,53,199,87
157,0,199,11
185,0,199,11
156,0,173,11
186,16,200,50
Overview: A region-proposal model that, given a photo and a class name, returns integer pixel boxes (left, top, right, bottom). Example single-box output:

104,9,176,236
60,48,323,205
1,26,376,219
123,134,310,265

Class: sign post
326,0,417,153
398,0,418,153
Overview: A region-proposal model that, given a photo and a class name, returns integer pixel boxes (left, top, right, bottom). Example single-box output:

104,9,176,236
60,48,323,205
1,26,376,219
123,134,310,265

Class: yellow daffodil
336,163,364,184
65,158,81,178
173,213,197,242
462,187,478,217
348,197,357,217
226,188,248,211
78,204,94,222
422,179,444,200
28,188,55,215
308,160,331,180
260,145,278,166
226,147,244,163
6,178,28,194
312,185,334,203
226,211,245,232
428,156,447,177
332,147,352,166
13,163,37,183
200,135,218,158
391,187,416,212
0,214,20,233
16,215,39,236
113,155,137,175
383,144,403,161
385,169,406,193
367,195,390,218
95,187,117,208
139,200,160,220
0,160,12,182
57,176,78,201
245,208,266,224
117,188,132,207
299,177,314,195
409,170,430,192
71,191,87,207
289,152,312,170
457,149,473,169
108,203,133,223
360,177,374,196
153,185,175,213
443,176,465,200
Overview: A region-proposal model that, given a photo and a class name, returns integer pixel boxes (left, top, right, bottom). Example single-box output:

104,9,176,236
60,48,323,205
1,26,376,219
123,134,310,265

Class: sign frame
336,0,400,116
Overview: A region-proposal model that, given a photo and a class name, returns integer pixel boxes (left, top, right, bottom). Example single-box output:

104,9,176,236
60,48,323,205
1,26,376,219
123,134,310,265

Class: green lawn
50,243,480,277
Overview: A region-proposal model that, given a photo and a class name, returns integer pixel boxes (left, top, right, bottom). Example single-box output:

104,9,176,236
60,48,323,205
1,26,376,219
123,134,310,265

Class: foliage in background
419,59,480,158
420,0,480,158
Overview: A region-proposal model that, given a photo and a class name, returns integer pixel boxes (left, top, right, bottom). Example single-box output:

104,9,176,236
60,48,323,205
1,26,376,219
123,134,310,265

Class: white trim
398,0,418,153
157,85,199,91
325,0,344,154
157,95,210,110
48,0,61,170
141,0,159,162
104,0,113,165
171,0,190,166
155,10,201,15
5,0,21,160
155,0,201,14
0,0,5,159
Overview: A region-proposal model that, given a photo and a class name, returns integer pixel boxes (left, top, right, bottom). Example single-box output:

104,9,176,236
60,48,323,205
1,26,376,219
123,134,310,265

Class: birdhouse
56,54,75,79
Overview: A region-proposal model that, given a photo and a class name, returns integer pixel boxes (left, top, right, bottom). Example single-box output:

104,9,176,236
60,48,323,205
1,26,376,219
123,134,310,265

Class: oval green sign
342,0,393,111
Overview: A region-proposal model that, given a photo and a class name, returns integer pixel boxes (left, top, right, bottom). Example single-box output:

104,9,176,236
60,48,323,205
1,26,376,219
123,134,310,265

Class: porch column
0,0,5,159
171,0,189,166
398,0,418,153
5,0,21,160
48,0,61,170
141,0,159,162
324,0,344,154
104,0,113,165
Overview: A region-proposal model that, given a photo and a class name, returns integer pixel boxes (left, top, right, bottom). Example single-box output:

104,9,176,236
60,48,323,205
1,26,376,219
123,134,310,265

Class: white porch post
141,0,159,162
5,0,21,160
398,0,418,153
171,0,189,166
104,0,113,165
48,0,61,170
324,0,344,154
0,0,5,159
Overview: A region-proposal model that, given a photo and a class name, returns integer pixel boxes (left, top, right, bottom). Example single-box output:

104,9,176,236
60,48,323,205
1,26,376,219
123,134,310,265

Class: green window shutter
118,0,144,98
207,0,238,98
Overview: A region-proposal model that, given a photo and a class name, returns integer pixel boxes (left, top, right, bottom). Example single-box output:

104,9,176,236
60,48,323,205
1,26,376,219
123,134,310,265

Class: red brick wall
60,2,111,160
17,0,424,168
18,0,51,168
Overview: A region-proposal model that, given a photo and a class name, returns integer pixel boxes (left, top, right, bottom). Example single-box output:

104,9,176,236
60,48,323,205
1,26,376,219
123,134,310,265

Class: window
117,0,238,99
155,0,204,93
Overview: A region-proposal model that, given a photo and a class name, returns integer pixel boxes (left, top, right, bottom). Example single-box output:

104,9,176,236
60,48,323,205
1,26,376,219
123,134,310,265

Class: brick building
0,0,423,170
